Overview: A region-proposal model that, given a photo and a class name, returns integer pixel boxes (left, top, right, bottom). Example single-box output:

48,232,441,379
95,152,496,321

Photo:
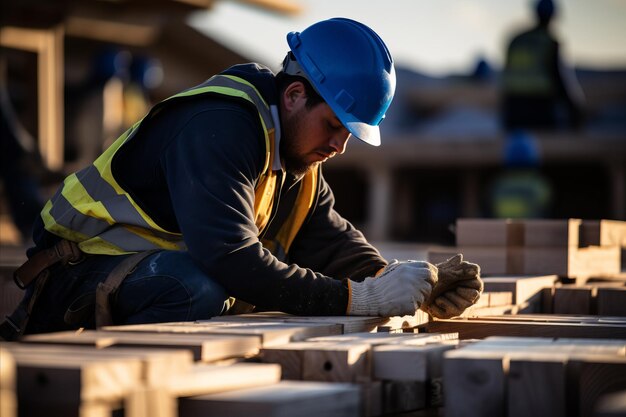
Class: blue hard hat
504,130,541,167
285,18,396,146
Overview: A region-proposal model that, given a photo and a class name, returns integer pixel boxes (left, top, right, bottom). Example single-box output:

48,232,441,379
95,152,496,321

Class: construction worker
1,18,482,339
501,0,585,130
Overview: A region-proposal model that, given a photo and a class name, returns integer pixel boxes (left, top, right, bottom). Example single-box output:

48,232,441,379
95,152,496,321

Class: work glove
347,260,437,317
421,254,483,319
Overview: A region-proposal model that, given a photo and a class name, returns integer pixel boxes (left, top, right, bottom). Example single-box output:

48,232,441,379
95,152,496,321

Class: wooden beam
178,381,360,417
421,318,626,339
0,25,64,170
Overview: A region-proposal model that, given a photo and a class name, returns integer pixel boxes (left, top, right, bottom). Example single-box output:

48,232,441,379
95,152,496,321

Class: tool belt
13,239,83,289
1,240,157,340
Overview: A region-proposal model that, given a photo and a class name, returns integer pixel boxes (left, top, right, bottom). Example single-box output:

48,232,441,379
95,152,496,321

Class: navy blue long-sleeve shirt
32,64,386,315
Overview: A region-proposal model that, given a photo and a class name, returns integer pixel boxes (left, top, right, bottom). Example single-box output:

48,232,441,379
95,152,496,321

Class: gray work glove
348,260,438,317
421,254,483,319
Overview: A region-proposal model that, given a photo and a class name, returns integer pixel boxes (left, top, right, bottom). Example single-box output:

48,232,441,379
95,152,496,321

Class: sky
188,0,626,76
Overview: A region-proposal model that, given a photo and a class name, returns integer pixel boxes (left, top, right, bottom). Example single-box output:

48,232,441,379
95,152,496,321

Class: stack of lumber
429,218,624,280
442,336,626,417
1,311,626,416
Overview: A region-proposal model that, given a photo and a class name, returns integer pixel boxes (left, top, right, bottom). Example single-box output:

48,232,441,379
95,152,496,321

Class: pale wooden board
482,275,557,306
103,320,342,347
523,218,581,247
166,362,282,397
7,342,194,388
467,314,626,325
305,332,457,346
0,347,16,391
5,350,143,413
260,341,370,383
0,389,17,417
22,330,260,362
421,319,626,339
178,380,360,417
372,343,456,382
461,336,625,354
580,219,626,248
204,312,421,333
524,245,621,277
456,218,524,247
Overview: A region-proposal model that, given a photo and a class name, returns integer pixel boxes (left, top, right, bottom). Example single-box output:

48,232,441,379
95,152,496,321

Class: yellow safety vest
503,29,557,96
41,74,318,257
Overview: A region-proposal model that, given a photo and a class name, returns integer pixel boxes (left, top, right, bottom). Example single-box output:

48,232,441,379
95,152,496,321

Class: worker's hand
421,254,483,319
347,260,437,317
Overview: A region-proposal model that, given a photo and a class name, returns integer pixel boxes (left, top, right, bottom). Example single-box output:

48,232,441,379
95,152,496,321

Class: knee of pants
116,251,229,322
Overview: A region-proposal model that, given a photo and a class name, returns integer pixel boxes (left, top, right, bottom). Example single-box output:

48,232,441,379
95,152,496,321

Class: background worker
501,0,585,130
1,18,482,339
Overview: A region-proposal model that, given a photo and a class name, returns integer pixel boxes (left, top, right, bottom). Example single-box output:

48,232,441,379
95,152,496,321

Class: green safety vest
41,74,318,257
503,28,557,96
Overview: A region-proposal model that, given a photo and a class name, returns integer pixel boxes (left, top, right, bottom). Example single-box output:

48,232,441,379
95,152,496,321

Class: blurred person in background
488,130,553,219
501,0,585,131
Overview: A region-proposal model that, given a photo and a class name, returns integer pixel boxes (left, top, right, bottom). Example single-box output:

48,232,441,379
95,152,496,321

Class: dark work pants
14,250,229,335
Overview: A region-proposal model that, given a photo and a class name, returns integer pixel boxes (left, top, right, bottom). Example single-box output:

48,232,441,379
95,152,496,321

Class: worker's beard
280,108,317,178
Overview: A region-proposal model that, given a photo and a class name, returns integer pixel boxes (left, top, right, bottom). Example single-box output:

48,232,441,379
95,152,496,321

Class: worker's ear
282,81,306,112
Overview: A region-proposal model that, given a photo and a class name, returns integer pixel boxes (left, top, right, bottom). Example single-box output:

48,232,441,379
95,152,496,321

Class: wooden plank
2,343,193,389
443,350,506,417
103,320,342,346
178,381,360,417
420,319,626,339
507,355,567,417
572,246,621,278
572,356,626,417
360,381,383,417
482,275,557,306
462,247,524,275
444,338,626,417
553,286,594,314
467,314,626,325
382,380,425,414
306,332,457,346
524,246,620,278
597,287,626,316
205,312,415,333
259,341,370,382
166,363,282,397
456,218,524,247
594,390,626,417
22,330,260,362
0,348,16,417
464,336,625,354
6,351,143,416
523,219,581,247
372,343,456,382
486,291,514,307
580,219,626,248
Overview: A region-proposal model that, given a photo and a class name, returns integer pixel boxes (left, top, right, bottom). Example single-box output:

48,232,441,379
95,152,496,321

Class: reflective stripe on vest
42,74,318,256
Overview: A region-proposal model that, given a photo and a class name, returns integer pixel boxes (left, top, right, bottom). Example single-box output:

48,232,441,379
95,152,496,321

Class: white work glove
421,254,483,319
347,260,438,317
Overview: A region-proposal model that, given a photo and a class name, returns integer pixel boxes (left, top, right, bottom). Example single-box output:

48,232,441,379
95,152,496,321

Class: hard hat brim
344,119,381,147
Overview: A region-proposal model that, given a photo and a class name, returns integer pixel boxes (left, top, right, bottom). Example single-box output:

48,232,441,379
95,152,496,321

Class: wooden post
0,25,64,170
